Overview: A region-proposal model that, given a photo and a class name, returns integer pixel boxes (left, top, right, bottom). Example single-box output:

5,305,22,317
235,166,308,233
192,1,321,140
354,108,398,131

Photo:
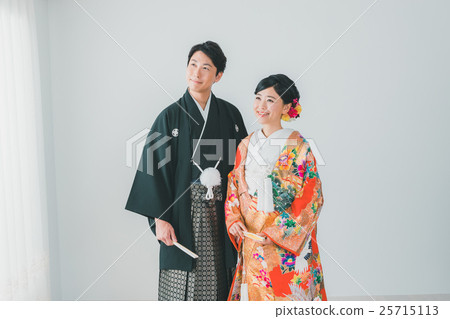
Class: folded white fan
174,242,199,259
243,231,265,242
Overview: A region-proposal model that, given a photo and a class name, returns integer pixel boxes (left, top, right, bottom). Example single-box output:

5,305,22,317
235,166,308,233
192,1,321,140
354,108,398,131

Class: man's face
186,51,223,94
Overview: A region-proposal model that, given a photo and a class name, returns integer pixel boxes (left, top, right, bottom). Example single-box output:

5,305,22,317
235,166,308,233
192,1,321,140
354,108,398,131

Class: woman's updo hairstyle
254,74,300,106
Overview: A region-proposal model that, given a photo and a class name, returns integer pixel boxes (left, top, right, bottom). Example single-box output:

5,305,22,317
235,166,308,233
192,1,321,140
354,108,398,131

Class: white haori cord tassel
193,157,222,200
256,177,274,213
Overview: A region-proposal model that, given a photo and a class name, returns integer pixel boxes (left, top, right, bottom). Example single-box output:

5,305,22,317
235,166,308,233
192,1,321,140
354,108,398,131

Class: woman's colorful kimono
225,130,327,301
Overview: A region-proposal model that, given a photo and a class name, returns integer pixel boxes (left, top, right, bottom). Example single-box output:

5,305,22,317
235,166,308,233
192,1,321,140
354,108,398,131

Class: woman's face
253,86,290,125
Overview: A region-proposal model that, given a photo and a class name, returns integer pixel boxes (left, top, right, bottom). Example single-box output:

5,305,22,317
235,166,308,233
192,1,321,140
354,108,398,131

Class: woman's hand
256,233,273,245
239,191,252,213
155,218,177,246
229,221,247,242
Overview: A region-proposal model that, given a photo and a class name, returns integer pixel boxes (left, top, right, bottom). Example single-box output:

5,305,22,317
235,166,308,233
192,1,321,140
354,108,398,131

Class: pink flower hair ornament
282,98,302,122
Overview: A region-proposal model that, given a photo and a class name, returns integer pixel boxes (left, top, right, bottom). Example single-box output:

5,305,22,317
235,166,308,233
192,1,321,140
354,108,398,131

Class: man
125,41,247,300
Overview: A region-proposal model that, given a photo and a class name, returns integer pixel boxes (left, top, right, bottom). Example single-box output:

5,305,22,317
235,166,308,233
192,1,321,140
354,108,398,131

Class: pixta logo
126,131,325,176
126,129,172,176
307,139,325,166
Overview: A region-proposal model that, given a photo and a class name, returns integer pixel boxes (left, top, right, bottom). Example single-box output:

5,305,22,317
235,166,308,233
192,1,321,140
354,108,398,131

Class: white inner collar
191,91,212,122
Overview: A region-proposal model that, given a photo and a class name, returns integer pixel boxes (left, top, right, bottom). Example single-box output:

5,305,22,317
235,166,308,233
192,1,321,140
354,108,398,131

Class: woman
225,74,327,301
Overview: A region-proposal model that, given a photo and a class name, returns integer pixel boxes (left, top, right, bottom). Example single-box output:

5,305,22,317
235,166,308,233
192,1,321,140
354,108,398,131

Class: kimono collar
184,88,212,126
190,91,212,122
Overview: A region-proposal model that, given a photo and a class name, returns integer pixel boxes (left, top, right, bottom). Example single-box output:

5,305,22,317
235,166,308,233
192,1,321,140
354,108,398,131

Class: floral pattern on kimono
225,130,327,301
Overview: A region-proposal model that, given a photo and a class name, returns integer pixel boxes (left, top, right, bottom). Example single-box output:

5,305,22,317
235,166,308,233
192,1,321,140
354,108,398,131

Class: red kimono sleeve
263,144,324,256
225,169,244,252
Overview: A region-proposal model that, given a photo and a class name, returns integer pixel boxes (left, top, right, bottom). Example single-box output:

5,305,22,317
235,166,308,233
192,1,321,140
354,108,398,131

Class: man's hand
229,221,247,243
155,218,177,246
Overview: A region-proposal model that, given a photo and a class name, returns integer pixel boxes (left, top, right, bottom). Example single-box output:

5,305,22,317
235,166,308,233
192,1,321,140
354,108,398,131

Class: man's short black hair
187,41,227,75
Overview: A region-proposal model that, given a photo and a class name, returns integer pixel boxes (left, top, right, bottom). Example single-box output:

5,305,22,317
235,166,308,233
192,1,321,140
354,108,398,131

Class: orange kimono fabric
225,130,327,301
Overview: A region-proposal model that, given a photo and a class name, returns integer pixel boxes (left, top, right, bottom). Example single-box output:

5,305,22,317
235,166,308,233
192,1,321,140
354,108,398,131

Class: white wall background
34,0,61,300
34,0,450,300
